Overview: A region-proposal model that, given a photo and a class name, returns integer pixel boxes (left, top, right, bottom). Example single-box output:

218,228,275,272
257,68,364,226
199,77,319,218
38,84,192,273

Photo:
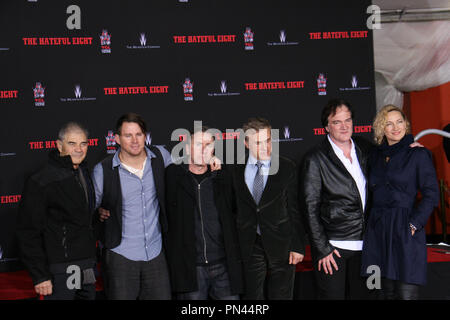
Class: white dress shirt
327,135,366,251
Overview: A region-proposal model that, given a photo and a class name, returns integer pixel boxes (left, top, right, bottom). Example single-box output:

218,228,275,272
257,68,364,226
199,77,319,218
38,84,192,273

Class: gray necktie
252,161,264,204
253,161,264,235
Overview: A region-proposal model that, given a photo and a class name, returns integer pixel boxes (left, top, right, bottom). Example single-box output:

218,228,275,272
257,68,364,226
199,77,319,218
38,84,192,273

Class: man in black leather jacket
300,99,373,300
16,122,97,300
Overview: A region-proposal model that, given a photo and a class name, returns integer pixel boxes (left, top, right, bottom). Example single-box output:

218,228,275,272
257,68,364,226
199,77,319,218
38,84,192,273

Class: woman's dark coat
361,134,439,285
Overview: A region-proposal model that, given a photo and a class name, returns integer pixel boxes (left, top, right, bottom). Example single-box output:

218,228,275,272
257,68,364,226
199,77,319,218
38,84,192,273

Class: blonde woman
361,105,439,300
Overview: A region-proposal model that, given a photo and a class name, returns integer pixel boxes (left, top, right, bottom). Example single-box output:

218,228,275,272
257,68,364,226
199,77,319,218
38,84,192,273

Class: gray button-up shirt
92,146,172,261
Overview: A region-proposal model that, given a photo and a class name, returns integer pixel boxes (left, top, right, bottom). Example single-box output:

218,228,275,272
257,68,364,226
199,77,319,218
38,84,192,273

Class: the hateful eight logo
105,130,117,154
317,74,327,96
183,78,194,101
100,29,111,53
33,82,45,107
244,27,254,50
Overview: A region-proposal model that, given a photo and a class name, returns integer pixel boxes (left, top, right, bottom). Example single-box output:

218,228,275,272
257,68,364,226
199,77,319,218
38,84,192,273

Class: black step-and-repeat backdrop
0,0,376,271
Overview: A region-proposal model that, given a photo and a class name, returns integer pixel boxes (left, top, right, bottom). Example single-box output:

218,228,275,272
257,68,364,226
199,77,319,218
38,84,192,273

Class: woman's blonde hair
373,105,411,145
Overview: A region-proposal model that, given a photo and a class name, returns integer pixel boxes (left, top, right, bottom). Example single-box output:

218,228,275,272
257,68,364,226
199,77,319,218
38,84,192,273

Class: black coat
165,164,244,294
226,156,306,264
300,136,372,261
361,134,439,285
16,150,96,285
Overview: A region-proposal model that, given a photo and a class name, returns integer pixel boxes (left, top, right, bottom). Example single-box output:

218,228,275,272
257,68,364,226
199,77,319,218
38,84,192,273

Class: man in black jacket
165,127,244,299
16,122,97,300
300,99,373,300
227,118,306,300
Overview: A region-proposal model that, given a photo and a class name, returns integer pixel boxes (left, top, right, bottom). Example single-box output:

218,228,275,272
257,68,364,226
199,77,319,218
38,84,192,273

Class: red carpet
0,246,448,300
0,263,104,300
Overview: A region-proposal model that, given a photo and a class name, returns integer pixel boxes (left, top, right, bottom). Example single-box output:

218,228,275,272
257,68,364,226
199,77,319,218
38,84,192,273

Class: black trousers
103,249,171,300
242,235,295,300
43,273,96,300
380,278,420,300
314,248,372,300
43,258,96,300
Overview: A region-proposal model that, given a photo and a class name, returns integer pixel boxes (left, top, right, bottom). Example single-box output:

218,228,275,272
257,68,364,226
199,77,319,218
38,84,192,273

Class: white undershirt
327,135,366,251
121,157,147,180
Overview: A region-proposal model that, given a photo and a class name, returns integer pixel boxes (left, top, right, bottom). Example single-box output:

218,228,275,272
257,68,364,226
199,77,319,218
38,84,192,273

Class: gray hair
58,122,89,141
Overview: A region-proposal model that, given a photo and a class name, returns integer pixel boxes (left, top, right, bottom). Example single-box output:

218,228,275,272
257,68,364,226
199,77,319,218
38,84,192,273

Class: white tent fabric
373,20,450,110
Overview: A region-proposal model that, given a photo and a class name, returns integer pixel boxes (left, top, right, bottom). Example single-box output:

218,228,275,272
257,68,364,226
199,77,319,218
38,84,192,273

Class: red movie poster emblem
317,74,327,96
100,29,111,53
244,27,254,50
33,82,45,107
183,78,194,101
105,130,117,154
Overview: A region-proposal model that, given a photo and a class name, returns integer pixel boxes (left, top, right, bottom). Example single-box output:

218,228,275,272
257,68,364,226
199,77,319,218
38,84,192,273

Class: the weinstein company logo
280,30,286,43
100,29,111,53
75,85,81,98
208,81,240,97
244,27,254,50
126,33,160,49
183,78,194,101
267,30,299,46
339,75,371,91
60,85,96,102
221,81,226,93
317,74,327,96
352,76,358,88
0,152,16,157
33,82,45,107
284,126,290,139
105,130,117,154
145,132,152,146
273,126,303,143
140,33,146,46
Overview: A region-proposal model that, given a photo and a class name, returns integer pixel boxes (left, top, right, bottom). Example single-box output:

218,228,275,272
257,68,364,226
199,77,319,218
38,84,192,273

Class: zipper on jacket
62,224,68,259
197,183,209,264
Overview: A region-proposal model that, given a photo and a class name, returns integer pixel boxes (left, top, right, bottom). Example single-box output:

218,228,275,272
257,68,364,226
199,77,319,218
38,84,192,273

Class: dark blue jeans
177,262,239,300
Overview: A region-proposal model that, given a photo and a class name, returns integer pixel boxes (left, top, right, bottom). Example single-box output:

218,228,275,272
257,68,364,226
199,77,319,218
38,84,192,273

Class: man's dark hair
116,113,147,135
242,117,271,142
243,117,271,132
58,122,89,141
321,99,355,128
